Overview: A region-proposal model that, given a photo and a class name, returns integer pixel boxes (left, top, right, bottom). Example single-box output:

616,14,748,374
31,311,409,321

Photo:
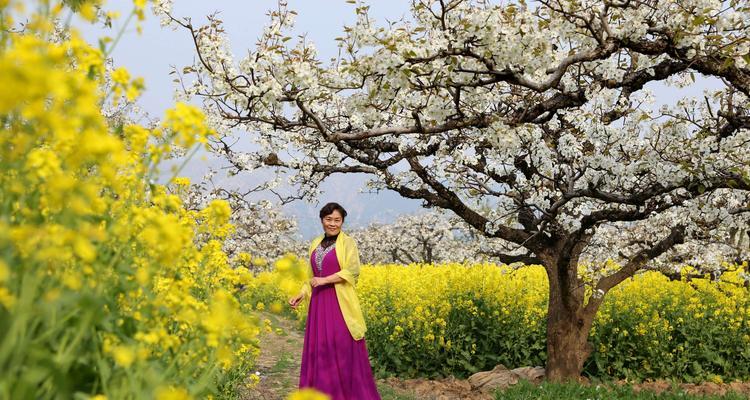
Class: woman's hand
288,294,304,309
310,277,328,288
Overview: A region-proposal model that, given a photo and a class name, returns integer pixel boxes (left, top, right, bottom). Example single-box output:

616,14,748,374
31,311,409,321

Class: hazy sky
71,0,720,239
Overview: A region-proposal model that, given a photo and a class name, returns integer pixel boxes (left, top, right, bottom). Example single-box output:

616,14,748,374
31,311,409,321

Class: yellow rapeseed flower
112,345,136,368
0,260,8,283
0,287,16,309
154,386,192,400
287,388,331,400
162,103,216,149
111,67,130,85
173,177,191,186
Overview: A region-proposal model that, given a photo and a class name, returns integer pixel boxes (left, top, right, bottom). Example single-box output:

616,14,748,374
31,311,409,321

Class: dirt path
238,312,306,400
236,312,418,400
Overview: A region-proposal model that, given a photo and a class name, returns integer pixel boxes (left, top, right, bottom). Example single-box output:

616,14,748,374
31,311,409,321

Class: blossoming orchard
1,0,749,399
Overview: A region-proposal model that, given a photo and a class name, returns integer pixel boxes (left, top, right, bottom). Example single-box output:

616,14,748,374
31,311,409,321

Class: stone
468,364,519,390
510,366,546,383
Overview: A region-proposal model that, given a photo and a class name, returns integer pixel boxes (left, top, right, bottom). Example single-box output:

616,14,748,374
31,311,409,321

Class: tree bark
542,246,597,381
544,297,595,381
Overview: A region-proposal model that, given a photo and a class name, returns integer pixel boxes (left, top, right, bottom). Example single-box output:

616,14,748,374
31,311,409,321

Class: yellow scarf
299,230,367,340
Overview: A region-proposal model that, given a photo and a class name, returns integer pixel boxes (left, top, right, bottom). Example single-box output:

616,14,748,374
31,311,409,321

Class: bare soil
239,312,305,400
627,379,750,397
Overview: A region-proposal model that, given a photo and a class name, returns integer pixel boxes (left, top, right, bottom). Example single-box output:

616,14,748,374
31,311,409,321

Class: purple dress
298,245,381,400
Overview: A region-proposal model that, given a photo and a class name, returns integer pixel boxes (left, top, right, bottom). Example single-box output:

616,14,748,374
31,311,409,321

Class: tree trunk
545,302,594,381
543,249,596,381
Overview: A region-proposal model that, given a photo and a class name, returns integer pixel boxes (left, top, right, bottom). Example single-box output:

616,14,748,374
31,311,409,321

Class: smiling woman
288,202,381,400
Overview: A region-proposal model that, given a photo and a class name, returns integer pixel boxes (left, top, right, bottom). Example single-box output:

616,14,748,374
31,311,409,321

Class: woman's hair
319,202,347,221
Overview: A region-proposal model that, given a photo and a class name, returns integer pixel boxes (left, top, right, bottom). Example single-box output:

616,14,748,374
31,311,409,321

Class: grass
377,382,418,400
494,381,748,400
270,351,295,374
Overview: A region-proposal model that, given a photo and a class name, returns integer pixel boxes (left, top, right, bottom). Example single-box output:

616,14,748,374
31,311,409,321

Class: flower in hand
289,294,303,309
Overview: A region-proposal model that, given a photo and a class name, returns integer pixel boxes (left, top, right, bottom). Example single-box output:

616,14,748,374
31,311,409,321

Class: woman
288,202,381,400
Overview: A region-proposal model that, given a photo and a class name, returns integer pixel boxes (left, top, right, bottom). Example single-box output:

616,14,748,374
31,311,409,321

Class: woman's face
321,210,343,236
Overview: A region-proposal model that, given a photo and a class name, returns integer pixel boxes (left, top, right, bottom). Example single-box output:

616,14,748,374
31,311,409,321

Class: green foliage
259,264,750,382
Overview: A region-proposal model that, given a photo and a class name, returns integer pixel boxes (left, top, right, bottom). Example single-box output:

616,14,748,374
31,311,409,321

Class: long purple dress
299,245,381,400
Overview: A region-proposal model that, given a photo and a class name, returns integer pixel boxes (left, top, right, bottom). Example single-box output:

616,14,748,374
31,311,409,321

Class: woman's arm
323,274,345,285
310,275,339,288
